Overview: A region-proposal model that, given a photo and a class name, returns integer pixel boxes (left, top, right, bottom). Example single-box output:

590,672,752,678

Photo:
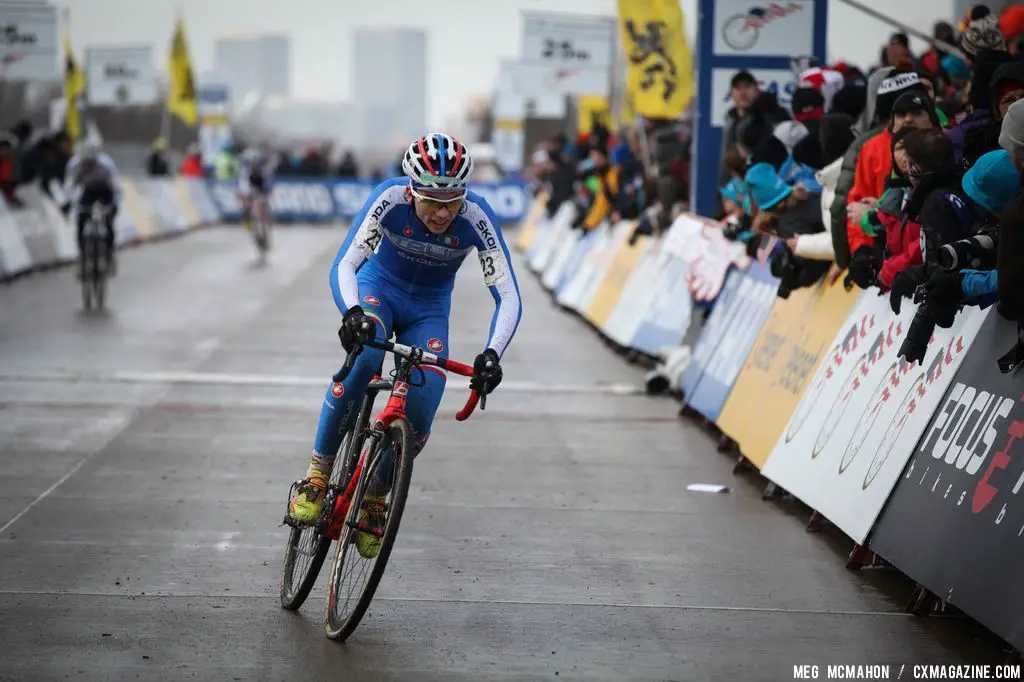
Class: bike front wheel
324,418,414,641
279,431,352,611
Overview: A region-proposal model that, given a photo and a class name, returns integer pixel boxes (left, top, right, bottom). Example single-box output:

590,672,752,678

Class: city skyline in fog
55,0,954,129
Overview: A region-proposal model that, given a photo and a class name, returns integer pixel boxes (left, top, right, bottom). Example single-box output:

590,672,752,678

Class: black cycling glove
337,305,375,353
470,348,503,395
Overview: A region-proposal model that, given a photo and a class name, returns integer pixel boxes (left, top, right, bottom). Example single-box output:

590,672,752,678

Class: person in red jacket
845,86,938,288
874,127,923,290
179,144,204,178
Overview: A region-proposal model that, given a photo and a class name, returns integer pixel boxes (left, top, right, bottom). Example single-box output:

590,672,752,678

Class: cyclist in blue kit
288,133,523,556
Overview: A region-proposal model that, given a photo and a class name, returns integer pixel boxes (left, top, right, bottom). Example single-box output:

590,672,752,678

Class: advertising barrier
762,295,990,543
517,196,1019,654
206,179,531,225
715,276,861,469
869,313,1024,651
682,261,778,421
0,177,219,282
515,194,549,253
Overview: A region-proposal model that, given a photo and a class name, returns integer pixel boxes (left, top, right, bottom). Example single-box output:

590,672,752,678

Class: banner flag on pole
62,10,86,142
166,12,197,126
616,0,694,119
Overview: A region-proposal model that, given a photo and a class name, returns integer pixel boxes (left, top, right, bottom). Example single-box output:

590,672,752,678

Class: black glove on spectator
337,305,375,353
922,270,965,328
844,246,878,291
889,270,917,315
470,348,503,395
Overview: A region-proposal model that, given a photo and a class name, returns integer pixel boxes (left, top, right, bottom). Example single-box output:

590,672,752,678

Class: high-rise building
214,33,291,105
352,28,427,149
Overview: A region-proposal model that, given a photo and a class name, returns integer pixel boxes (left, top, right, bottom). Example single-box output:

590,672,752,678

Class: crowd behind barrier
515,190,1024,657
0,177,531,281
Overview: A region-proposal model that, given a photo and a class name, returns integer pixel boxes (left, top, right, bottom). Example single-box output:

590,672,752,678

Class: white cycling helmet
402,133,473,189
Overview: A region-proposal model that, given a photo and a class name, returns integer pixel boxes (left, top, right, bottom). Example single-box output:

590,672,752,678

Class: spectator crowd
529,2,1024,367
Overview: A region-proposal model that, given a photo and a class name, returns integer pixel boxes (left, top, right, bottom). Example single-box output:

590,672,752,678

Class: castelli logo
404,226,414,237
427,338,444,352
331,383,345,398
362,295,380,306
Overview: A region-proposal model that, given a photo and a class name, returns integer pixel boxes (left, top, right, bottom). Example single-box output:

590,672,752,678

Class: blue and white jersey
331,177,523,358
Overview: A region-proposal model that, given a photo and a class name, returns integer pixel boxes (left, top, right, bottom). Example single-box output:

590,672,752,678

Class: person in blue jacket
287,133,523,558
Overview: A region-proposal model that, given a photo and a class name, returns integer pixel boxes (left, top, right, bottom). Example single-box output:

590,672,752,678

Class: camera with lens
721,212,751,242
898,286,937,364
936,234,996,270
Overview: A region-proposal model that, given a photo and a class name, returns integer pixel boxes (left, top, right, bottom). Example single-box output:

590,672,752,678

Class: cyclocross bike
249,187,272,259
279,336,482,641
80,202,112,312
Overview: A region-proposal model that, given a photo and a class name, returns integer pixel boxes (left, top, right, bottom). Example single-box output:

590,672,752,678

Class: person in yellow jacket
214,140,239,181
580,147,621,230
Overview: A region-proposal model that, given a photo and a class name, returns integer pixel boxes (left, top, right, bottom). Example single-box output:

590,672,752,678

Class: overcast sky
54,0,956,127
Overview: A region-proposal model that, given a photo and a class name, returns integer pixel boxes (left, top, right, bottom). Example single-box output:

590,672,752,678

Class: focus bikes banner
762,295,990,544
869,313,1024,651
682,260,778,421
715,275,860,469
206,179,532,225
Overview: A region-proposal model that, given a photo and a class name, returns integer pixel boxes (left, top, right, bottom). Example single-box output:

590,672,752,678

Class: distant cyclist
237,143,277,227
288,133,522,558
62,140,122,278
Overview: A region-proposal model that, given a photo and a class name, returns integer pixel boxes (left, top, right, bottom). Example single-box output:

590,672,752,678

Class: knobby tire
324,419,414,641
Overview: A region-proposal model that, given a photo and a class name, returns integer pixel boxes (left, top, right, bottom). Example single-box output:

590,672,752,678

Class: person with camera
914,148,1018,321
745,162,830,299
888,128,979,316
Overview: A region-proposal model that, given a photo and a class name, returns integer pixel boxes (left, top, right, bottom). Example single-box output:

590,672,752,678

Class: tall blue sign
692,0,829,218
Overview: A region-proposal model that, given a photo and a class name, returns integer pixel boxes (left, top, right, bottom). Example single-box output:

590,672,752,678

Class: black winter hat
968,49,1015,112
891,91,940,128
792,133,826,170
791,87,825,117
818,113,857,165
829,84,866,119
875,69,928,122
749,135,790,172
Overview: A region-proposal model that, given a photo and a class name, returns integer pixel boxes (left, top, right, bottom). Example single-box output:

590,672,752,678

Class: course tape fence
515,193,1024,655
0,177,532,281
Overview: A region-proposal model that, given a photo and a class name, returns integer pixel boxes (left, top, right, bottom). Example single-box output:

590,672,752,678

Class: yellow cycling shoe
355,495,387,559
288,474,328,524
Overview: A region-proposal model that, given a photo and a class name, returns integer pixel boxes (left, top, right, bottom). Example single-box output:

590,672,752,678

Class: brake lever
480,393,487,411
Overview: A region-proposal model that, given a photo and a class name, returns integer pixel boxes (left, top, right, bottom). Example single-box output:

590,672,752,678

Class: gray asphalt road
0,226,1006,682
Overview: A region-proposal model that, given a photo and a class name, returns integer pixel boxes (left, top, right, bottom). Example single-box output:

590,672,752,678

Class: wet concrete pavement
0,226,1007,681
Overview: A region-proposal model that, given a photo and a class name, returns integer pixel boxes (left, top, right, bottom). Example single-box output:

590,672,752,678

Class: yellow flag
617,0,694,119
63,24,86,142
577,96,613,136
167,14,197,126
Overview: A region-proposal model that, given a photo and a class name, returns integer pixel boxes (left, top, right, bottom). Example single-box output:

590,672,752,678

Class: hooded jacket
899,168,978,287
846,91,939,256
831,67,894,267
792,156,843,261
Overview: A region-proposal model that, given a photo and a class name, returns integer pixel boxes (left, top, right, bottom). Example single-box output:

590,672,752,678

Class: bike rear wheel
81,235,100,311
324,419,414,641
279,431,352,611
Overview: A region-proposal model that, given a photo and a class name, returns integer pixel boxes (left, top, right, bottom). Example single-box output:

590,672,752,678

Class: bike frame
321,339,479,540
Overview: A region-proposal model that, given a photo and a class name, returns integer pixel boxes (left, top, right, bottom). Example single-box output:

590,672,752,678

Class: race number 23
478,250,508,286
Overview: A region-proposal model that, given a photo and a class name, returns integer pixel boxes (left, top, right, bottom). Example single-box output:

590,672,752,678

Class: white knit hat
1000,99,1024,159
